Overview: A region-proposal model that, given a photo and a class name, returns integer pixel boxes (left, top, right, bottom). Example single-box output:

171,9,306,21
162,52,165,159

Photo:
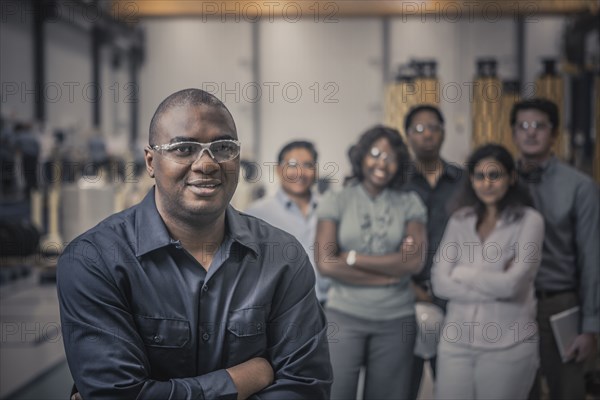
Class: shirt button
256,323,262,332
153,335,163,344
202,333,210,342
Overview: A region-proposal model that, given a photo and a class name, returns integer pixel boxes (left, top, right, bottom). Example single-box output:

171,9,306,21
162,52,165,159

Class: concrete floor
0,272,69,399
9,361,73,400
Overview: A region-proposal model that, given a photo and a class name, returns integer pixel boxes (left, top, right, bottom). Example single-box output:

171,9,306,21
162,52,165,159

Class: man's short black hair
510,98,559,135
404,104,445,134
149,88,235,145
277,141,318,164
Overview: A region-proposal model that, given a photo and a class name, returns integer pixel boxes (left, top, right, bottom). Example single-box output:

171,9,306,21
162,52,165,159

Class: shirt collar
135,187,260,258
441,160,464,181
135,187,174,257
275,188,318,210
517,156,556,183
408,159,462,183
225,205,260,257
357,182,390,201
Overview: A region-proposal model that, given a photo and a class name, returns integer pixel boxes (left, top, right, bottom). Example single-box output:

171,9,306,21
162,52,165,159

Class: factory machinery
384,57,598,169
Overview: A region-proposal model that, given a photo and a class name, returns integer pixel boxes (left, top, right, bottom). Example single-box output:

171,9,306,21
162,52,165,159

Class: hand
566,332,598,363
412,283,433,302
71,393,82,400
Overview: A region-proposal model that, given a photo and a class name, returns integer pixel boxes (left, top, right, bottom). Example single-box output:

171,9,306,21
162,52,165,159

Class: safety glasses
368,147,397,164
514,121,552,132
150,140,241,164
408,123,443,135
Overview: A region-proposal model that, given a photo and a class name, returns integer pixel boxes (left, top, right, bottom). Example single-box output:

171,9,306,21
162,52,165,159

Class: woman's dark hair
345,125,410,189
450,143,533,224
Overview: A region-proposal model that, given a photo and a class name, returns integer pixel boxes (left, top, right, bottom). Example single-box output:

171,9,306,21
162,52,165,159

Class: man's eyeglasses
368,147,397,163
408,123,443,134
281,159,316,170
149,140,241,164
472,171,505,181
514,121,552,132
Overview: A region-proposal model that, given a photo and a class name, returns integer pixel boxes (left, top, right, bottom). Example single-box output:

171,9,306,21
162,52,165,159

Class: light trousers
435,338,539,400
326,308,416,400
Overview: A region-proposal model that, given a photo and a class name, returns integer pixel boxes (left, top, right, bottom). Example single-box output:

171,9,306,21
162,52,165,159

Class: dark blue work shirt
403,161,465,284
57,188,332,399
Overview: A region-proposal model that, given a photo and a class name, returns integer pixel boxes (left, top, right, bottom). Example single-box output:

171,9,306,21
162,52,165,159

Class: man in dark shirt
402,104,465,400
57,88,332,400
511,98,599,400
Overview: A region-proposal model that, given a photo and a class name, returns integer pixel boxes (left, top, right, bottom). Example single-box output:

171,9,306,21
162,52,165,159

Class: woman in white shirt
431,144,544,400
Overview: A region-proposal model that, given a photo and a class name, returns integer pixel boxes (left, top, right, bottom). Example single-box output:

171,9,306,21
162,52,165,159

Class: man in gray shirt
511,98,599,399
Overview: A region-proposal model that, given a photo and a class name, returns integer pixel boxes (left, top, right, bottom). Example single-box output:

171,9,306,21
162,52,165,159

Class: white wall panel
100,47,131,155
1,9,34,121
138,19,253,153
259,18,383,193
1,12,571,166
44,22,92,130
455,19,517,162
524,17,566,88
389,19,465,163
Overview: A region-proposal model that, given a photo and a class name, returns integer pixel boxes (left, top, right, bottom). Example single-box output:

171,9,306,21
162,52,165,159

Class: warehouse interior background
1,0,599,399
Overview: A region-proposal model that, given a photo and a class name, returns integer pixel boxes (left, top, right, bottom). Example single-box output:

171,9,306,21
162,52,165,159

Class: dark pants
409,355,437,400
529,291,586,400
326,308,416,400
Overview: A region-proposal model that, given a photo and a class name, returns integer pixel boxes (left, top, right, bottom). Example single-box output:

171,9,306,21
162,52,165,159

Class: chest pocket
225,306,267,367
134,315,193,378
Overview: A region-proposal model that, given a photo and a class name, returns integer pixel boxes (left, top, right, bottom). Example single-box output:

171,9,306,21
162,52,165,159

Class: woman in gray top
431,144,544,400
315,125,427,399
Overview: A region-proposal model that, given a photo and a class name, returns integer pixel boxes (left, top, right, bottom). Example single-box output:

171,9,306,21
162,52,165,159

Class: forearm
227,358,273,400
259,263,333,399
353,249,425,277
432,277,494,302
451,263,533,299
454,212,544,300
70,363,238,400
578,219,600,333
579,245,600,333
317,256,396,285
580,259,600,332
430,219,492,302
354,221,427,277
142,371,238,400
431,264,495,302
575,182,600,333
315,219,397,286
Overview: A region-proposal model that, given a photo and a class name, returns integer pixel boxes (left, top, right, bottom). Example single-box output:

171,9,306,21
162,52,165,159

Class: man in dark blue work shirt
402,104,465,400
57,88,332,400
